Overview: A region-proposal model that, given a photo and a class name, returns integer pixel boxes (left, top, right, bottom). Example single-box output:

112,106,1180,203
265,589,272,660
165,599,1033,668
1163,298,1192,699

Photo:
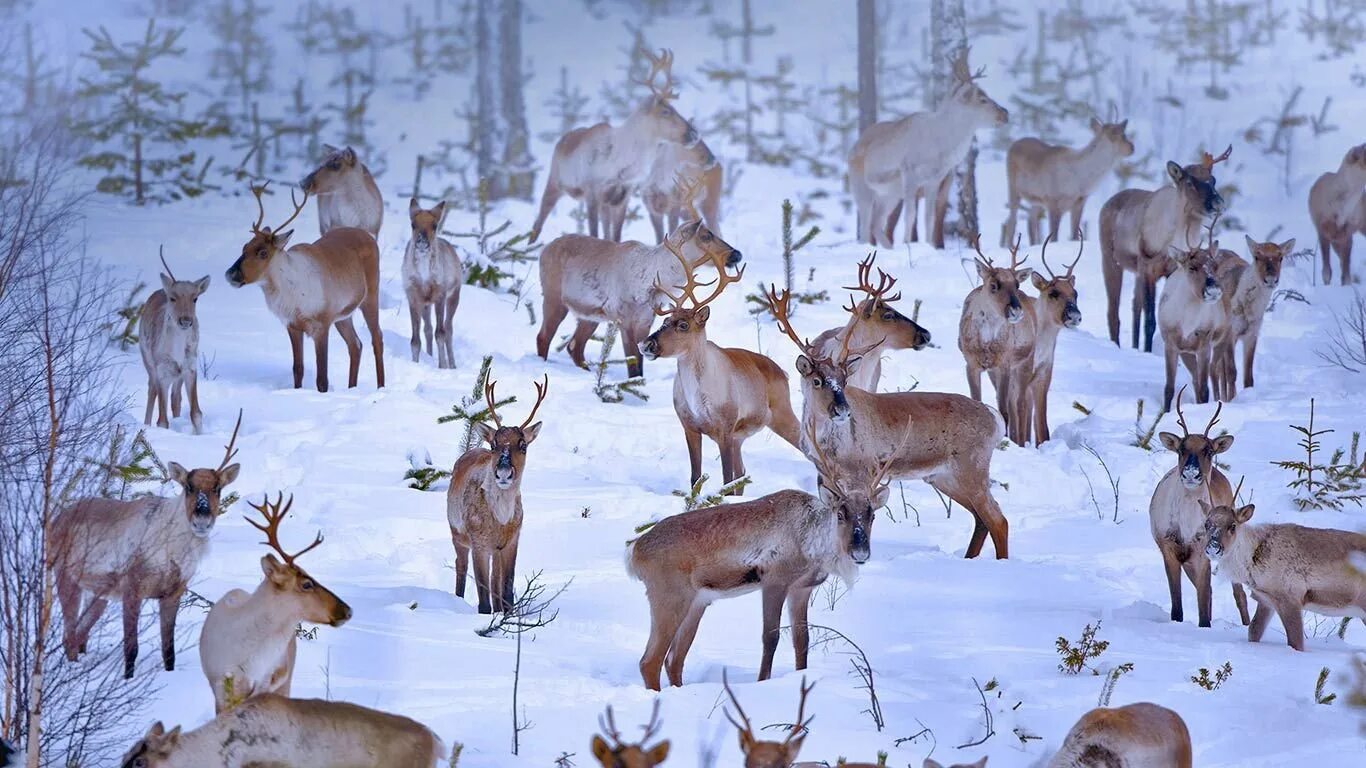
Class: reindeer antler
842,253,902,310
639,699,663,746
868,417,914,495
1039,233,1083,281
246,492,323,566
721,669,757,744
970,233,997,268
1200,144,1233,171
785,677,816,745
250,182,310,236
218,410,243,472
805,420,843,493
765,284,814,354
635,47,679,102
949,47,986,84
158,244,176,281
1173,385,1191,436
483,374,549,431
483,379,505,429
521,374,549,429
654,238,745,315
1202,400,1224,438
673,172,703,221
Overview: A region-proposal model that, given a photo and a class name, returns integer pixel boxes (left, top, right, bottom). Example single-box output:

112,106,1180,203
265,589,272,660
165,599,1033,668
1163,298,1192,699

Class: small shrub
1315,667,1337,705
1271,399,1365,510
1191,662,1233,690
1056,621,1115,676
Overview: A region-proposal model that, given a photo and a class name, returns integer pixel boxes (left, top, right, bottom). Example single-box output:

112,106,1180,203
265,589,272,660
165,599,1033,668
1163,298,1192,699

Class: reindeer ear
409,197,421,218
1030,271,1047,291
475,422,498,446
1166,161,1184,183
970,759,988,768
432,201,448,224
1158,432,1182,452
646,741,670,763
590,736,612,763
872,484,891,510
1089,116,1103,132
1278,238,1295,253
923,760,945,768
194,275,211,295
274,229,294,250
1235,504,1255,523
738,728,756,753
1244,234,1257,253
322,143,339,157
160,273,175,293
817,480,841,507
261,554,287,582
1211,434,1235,454
147,722,166,738
844,355,862,375
696,305,711,324
168,462,189,485
975,260,992,280
218,463,241,487
1015,267,1033,284
795,355,814,376
343,147,357,165
1197,498,1212,516
785,733,807,761
164,726,181,746
672,220,701,242
522,422,543,444
1119,119,1128,132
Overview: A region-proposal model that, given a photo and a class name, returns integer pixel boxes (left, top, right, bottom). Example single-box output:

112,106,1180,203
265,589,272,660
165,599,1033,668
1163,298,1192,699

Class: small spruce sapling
1056,621,1120,676
1190,662,1233,691
1315,666,1337,705
591,323,647,403
404,449,450,492
106,281,147,349
439,356,516,452
452,178,541,289
1271,399,1366,510
746,199,825,318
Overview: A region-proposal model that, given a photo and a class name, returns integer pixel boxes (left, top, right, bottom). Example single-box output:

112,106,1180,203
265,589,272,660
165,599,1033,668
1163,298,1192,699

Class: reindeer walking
531,49,700,243
641,239,798,492
811,255,931,393
1020,237,1083,445
403,198,464,369
1003,116,1134,246
959,236,1037,446
48,414,243,678
299,144,383,238
200,493,351,714
226,184,384,392
140,249,210,433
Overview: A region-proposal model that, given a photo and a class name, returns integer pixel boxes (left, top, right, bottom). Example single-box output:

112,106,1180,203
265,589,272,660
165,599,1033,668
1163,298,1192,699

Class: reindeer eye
678,321,690,331
1049,291,1059,299
990,281,1000,291
257,249,268,259
882,310,895,320
812,377,823,388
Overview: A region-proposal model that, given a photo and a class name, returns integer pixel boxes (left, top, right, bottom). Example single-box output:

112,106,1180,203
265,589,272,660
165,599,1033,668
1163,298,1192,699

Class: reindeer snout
1208,193,1226,214
641,335,660,360
995,105,1010,124
726,249,743,267
914,328,932,349
299,173,316,192
1205,540,1223,559
177,317,194,330
850,527,870,563
1180,462,1202,489
1064,306,1082,328
828,388,851,422
226,264,244,288
1202,281,1222,303
1005,302,1024,324
684,126,699,145
331,602,353,626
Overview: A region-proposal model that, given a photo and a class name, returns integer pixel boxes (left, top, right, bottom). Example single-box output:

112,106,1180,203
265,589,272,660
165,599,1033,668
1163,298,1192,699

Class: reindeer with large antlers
199,493,352,714
769,285,1010,558
627,421,905,689
1100,144,1231,352
1018,236,1084,445
849,48,1008,248
1148,389,1250,628
810,255,931,393
49,413,244,678
447,374,548,614
226,183,384,393
959,236,1037,446
590,701,671,768
721,672,814,768
531,48,701,243
641,238,799,493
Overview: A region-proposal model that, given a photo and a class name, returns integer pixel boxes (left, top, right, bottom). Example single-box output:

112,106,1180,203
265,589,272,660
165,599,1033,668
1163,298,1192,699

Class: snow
18,0,1366,765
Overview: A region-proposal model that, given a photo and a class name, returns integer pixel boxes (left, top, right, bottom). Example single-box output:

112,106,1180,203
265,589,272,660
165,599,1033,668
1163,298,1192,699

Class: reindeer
1047,702,1191,768
959,236,1037,446
447,374,547,614
298,144,383,238
1100,145,1230,352
721,672,813,768
800,760,985,768
1201,498,1366,652
641,241,798,493
1158,219,1228,410
811,254,932,393
48,414,243,678
591,701,670,768
199,493,351,714
226,183,384,392
627,423,905,690
403,198,464,369
642,139,723,243
1309,143,1366,286
1212,235,1293,401
1148,391,1250,628
531,49,700,243
849,48,1008,248
140,249,210,434
120,695,446,768
1020,236,1083,445
1003,116,1135,246
537,189,741,380
768,286,1010,559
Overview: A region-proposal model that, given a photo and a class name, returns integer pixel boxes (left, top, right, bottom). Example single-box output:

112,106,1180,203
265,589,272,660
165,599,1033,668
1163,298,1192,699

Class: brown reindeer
226,183,384,392
643,139,723,243
811,254,932,393
959,236,1037,446
299,144,383,238
537,208,741,380
1308,142,1366,286
447,374,547,614
1020,236,1083,445
531,49,700,243
849,48,1008,248
199,493,351,714
1158,221,1228,410
1047,702,1191,768
721,672,813,768
120,695,445,768
1212,235,1293,400
1003,116,1134,246
591,701,670,768
641,240,798,493
627,422,905,690
1100,145,1230,352
49,414,243,678
404,198,464,369
799,760,985,768
1202,499,1366,652
140,249,209,433
1148,391,1250,628
768,286,1010,559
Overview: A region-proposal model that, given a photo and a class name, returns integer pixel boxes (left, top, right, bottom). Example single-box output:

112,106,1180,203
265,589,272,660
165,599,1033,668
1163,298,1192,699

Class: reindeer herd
19,39,1360,768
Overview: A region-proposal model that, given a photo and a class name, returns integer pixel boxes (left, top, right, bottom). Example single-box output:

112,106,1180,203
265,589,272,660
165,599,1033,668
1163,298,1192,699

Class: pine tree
74,21,225,204
207,0,273,120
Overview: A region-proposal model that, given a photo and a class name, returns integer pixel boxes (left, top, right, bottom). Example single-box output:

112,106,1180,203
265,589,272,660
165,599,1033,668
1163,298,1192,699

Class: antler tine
837,325,884,369
484,379,504,429
158,244,177,281
218,409,243,472
969,233,994,268
250,182,270,233
672,172,703,220
639,698,663,744
1202,399,1224,438
721,669,756,741
598,705,624,747
246,492,318,566
519,374,549,430
1039,232,1057,279
804,420,842,491
765,283,813,354
1007,233,1028,271
1065,234,1084,278
272,186,310,234
1231,474,1245,503
869,417,914,493
784,677,817,746
1173,385,1191,436
657,231,744,310
842,253,901,304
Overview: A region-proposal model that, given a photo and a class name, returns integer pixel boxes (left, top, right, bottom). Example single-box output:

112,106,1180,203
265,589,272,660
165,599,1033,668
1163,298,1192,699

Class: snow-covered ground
21,0,1366,765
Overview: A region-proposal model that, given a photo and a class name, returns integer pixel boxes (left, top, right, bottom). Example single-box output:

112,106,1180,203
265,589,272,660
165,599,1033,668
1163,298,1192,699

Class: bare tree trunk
473,0,500,196
857,0,878,131
929,0,976,241
498,0,533,200
25,300,61,768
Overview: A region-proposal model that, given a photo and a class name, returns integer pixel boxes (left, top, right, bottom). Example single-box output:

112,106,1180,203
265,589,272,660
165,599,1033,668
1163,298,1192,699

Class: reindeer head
972,235,1033,324
1089,116,1134,158
120,722,181,767
227,183,308,287
155,248,209,330
1158,390,1233,491
806,421,908,566
1243,235,1294,289
299,144,363,195
1342,143,1366,172
591,701,670,768
409,197,448,254
723,673,813,768
1199,496,1254,562
843,254,931,350
631,48,699,147
1167,241,1222,304
948,48,1008,126
642,225,745,360
1166,144,1230,217
166,412,242,537
478,374,548,489
247,493,352,628
1031,235,1083,329
767,285,880,424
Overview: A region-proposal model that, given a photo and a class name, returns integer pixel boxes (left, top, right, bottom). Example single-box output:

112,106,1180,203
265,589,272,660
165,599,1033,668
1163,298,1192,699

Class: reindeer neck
242,579,311,634
1031,300,1065,345
1216,523,1265,586
609,111,666,180
1070,135,1126,191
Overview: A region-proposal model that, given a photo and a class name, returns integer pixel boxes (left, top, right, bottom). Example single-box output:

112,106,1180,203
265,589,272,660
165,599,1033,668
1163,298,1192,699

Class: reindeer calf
1048,702,1191,768
1308,143,1366,286
1158,239,1227,410
140,266,210,433
1213,235,1293,400
404,198,464,369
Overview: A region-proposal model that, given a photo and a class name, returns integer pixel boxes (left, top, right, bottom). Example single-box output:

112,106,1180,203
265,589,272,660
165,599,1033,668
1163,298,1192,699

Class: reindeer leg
334,317,362,389
159,588,182,671
288,325,305,389
931,473,1008,559
362,295,384,388
407,293,423,363
1069,198,1085,240
1002,189,1019,247
1027,205,1044,245
57,576,81,660
1275,595,1306,651
310,329,330,393
684,427,703,488
442,288,459,368
1130,277,1144,351
883,199,902,248
435,296,453,370
965,361,983,402
640,590,689,691
499,533,519,611
121,591,140,679
1159,541,1184,622
143,379,156,426
900,174,918,246
1233,583,1251,626
1046,204,1064,243
490,548,507,614
567,321,596,369
154,376,170,429
1183,555,1213,628
757,584,785,682
471,545,493,614
451,528,469,598
586,197,600,239
187,369,202,435
536,294,569,362
665,599,707,687
1102,249,1123,346
731,440,748,496
1337,237,1352,286
718,434,737,490
423,302,435,357
1163,344,1179,412
170,376,182,418
1319,233,1333,286
931,174,952,249
72,596,108,655
1143,276,1159,353
788,584,815,670
1243,334,1257,390
1248,597,1274,642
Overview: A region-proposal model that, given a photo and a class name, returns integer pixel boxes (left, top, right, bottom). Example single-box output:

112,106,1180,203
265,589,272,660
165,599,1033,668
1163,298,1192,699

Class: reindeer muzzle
225,263,245,288
177,317,195,330
494,452,515,488
1063,305,1082,328
912,325,932,349
299,172,316,193
683,126,700,145
641,335,661,360
828,385,851,422
1202,280,1222,303
1005,299,1024,324
1204,540,1223,560
1180,460,1203,490
1207,191,1226,215
995,104,1010,124
331,601,353,627
850,527,870,564
726,249,743,267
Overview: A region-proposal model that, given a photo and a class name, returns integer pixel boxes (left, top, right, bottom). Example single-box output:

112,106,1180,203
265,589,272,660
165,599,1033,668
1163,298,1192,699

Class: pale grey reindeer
1308,142,1366,286
403,198,463,369
48,414,242,678
139,249,210,434
299,144,383,238
1212,235,1293,401
1003,115,1134,246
